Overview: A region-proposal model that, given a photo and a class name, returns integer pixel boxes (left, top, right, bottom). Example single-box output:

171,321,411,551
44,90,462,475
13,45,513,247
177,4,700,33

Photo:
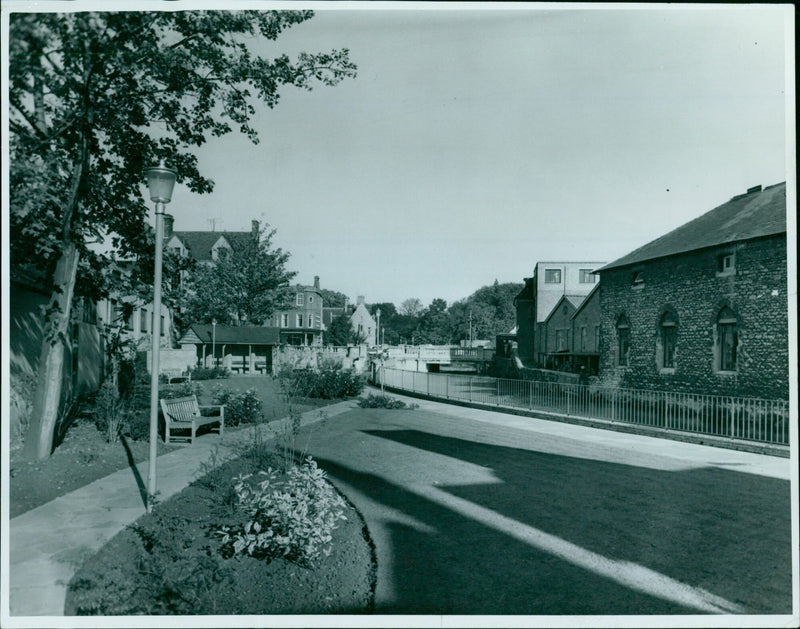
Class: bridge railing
374,368,790,446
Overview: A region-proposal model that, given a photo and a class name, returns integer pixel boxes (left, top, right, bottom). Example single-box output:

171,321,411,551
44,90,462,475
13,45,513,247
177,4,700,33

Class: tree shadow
308,426,791,615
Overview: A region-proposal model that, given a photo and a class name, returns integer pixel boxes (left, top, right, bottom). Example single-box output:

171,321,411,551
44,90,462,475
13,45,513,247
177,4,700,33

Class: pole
147,202,165,512
212,320,216,368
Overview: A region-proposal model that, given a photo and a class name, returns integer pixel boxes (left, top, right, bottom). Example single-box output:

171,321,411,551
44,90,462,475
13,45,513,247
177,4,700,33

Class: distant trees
367,281,522,347
325,313,366,346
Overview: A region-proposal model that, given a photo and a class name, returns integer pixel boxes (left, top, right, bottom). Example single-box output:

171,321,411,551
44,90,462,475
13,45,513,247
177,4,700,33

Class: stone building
595,182,788,399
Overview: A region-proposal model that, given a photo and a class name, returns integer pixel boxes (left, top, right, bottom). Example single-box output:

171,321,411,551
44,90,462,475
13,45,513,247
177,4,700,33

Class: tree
416,298,452,344
10,10,357,459
181,224,295,326
318,288,348,308
449,280,522,343
399,298,424,317
325,312,365,347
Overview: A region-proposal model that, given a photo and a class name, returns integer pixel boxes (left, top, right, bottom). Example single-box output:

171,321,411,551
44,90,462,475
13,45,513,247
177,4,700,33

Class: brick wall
572,288,601,354
544,299,576,354
597,235,789,399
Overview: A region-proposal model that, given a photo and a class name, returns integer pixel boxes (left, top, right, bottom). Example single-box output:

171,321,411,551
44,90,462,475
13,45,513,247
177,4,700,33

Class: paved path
5,389,793,620
304,389,793,616
6,400,353,618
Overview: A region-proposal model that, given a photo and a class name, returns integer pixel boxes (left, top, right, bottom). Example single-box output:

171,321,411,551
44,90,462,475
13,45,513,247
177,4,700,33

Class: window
659,311,677,369
716,307,738,372
544,269,562,284
309,296,314,303
717,252,735,275
140,308,148,332
580,326,587,352
281,313,288,327
632,271,645,287
297,314,304,327
556,329,567,351
296,293,304,306
160,315,165,336
617,315,630,366
594,325,600,352
579,269,595,284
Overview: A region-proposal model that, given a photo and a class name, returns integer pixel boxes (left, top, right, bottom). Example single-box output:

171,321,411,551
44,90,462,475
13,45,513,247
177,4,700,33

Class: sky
5,2,795,307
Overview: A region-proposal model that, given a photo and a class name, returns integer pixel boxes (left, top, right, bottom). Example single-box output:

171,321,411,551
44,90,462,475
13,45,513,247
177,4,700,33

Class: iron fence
376,368,790,445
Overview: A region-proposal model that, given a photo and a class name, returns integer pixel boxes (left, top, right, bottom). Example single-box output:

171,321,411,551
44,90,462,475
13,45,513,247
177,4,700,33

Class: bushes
212,387,263,426
357,394,417,409
94,381,132,444
219,458,347,566
283,366,364,400
189,366,230,381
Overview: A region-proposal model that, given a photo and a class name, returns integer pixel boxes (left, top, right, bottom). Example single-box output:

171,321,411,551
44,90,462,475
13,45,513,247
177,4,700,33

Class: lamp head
145,162,177,204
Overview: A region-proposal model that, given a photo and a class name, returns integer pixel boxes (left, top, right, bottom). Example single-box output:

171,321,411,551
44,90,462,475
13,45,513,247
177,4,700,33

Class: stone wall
597,235,789,399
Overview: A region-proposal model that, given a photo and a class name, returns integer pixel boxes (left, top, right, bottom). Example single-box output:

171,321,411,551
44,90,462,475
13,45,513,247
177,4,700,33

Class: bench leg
166,423,171,445
191,421,197,444
219,417,224,440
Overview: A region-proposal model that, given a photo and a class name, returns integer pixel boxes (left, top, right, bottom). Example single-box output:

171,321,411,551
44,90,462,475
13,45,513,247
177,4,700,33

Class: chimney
251,220,259,237
163,214,174,240
357,295,365,306
314,276,320,289
746,185,762,194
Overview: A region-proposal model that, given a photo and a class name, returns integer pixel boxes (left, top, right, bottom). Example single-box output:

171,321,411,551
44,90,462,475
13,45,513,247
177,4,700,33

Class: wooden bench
160,395,224,444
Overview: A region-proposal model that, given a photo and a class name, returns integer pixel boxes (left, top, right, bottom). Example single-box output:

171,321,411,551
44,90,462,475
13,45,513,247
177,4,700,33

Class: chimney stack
357,295,365,306
163,214,174,240
314,276,320,289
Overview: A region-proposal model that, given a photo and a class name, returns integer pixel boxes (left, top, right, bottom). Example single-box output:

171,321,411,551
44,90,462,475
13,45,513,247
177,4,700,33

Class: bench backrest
161,395,201,422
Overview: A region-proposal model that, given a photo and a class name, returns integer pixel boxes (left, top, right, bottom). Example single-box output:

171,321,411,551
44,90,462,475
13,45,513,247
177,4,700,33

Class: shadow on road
311,425,791,615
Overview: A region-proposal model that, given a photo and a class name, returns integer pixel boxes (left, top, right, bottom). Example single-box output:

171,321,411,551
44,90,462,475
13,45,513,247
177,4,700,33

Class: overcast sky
8,2,795,307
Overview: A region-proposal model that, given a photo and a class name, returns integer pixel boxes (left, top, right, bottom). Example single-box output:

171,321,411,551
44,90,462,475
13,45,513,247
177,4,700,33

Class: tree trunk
23,243,80,460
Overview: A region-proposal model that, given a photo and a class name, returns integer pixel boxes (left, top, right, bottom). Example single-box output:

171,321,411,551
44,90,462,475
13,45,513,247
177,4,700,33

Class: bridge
371,345,496,373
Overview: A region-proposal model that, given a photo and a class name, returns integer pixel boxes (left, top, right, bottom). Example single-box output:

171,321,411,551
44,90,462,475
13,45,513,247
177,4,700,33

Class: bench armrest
199,404,225,417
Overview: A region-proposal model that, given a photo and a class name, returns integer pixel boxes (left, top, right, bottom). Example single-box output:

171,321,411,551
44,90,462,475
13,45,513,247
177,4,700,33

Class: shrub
94,380,132,444
161,381,201,400
218,458,347,566
357,394,417,409
312,366,364,399
189,367,230,381
213,388,263,426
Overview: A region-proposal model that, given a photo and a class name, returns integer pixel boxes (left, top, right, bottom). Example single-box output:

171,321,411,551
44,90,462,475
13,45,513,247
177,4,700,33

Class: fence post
496,379,500,405
469,376,472,402
427,371,430,396
446,375,449,399
730,398,735,438
566,384,571,416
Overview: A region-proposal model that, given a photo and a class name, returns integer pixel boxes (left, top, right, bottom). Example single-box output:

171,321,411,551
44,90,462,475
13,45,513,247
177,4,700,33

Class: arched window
716,307,738,372
616,315,630,367
660,310,677,369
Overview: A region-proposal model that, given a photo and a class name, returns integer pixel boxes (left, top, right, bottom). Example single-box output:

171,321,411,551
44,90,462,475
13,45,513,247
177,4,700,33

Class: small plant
211,387,262,426
358,394,418,409
94,380,132,444
218,457,347,566
161,380,201,400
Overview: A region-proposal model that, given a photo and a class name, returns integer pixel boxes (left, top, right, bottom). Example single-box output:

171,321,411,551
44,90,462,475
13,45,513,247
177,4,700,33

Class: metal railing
375,368,790,446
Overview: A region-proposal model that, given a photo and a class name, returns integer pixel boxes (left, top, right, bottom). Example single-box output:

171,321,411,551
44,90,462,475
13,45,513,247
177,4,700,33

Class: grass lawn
9,375,339,518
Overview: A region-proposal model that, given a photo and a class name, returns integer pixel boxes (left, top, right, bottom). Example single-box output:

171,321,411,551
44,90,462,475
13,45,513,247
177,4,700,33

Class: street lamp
375,308,381,348
212,318,217,368
145,161,177,513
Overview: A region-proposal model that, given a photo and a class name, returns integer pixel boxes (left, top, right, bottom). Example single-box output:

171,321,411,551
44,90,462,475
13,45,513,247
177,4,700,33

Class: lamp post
212,318,217,368
375,308,381,348
145,162,177,513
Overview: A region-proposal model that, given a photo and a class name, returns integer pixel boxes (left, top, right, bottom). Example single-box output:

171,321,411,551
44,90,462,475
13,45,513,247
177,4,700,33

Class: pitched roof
571,282,600,319
514,277,534,303
171,231,253,262
598,182,786,272
544,294,585,323
181,324,281,345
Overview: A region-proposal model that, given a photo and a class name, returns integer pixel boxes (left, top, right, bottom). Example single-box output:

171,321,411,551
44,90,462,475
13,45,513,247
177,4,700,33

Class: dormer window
717,252,735,276
296,293,304,306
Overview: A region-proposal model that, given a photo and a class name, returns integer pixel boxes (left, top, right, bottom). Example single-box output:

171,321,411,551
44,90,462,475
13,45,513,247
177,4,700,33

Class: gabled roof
180,324,281,345
543,294,585,324
571,282,600,319
170,231,253,262
598,182,786,272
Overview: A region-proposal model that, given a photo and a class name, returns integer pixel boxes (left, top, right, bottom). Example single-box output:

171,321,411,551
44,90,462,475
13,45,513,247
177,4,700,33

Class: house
269,276,324,346
540,294,586,371
570,282,601,375
514,261,606,367
178,324,281,374
595,182,788,399
322,295,378,346
165,217,258,267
